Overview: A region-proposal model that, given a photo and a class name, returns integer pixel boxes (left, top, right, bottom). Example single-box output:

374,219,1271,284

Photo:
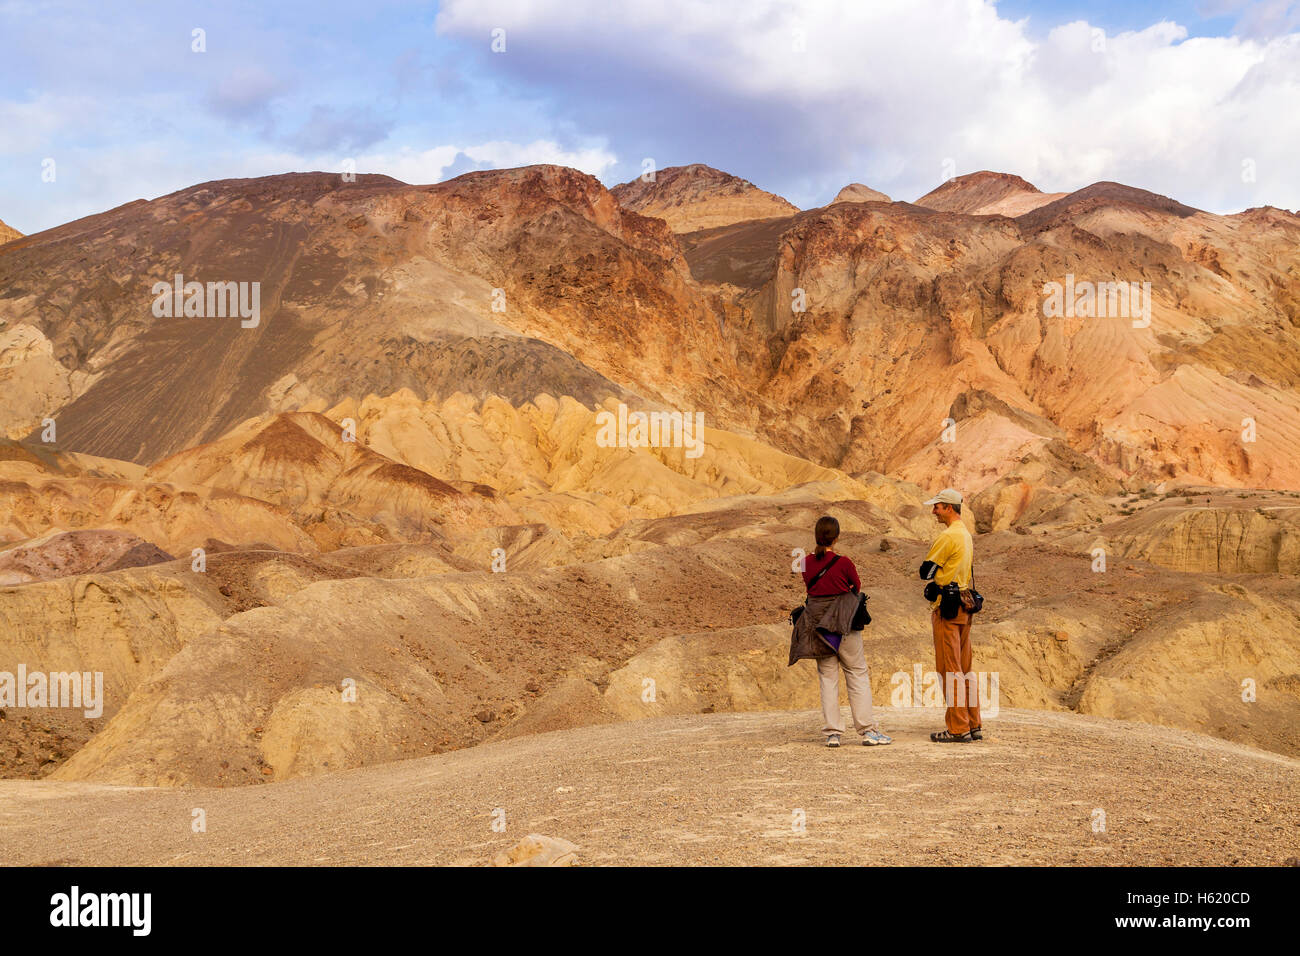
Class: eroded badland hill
1,163,1297,864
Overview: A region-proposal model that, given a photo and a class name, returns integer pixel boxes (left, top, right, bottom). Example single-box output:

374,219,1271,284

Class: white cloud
437,0,1300,212
0,94,103,155
342,146,462,185
461,140,617,176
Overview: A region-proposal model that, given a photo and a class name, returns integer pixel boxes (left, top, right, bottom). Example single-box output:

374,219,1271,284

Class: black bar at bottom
0,865,1286,941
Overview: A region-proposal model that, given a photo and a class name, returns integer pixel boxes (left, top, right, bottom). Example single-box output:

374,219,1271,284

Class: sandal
930,730,972,743
970,726,983,741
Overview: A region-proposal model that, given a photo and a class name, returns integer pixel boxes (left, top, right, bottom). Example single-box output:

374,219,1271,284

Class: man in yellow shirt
917,488,981,742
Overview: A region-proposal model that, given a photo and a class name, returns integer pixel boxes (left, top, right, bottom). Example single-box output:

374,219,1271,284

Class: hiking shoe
930,730,972,743
826,734,841,748
969,726,983,741
862,730,893,746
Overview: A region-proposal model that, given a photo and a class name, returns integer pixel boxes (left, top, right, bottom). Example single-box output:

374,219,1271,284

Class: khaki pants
932,607,980,735
817,631,878,737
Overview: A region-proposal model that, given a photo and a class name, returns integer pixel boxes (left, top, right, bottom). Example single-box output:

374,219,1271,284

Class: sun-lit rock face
832,183,891,204
0,217,21,245
686,175,1300,492
0,323,75,439
4,166,1299,495
611,163,800,232
914,170,1064,216
0,387,907,559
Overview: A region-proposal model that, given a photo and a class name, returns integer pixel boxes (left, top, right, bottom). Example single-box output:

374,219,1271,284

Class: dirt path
0,708,1294,866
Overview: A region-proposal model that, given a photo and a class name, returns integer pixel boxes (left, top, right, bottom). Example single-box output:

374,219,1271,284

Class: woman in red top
802,516,892,748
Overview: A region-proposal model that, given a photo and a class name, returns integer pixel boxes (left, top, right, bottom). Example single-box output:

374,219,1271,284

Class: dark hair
813,515,840,557
951,502,961,515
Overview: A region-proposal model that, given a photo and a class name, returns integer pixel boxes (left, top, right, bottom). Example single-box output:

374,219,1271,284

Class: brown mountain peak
612,164,798,233
832,183,892,204
915,170,1043,214
1015,180,1201,233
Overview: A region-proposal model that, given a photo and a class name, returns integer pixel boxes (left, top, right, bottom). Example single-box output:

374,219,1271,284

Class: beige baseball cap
923,488,963,506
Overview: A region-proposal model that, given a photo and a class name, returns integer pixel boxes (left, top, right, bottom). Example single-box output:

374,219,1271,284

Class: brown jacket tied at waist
788,591,861,666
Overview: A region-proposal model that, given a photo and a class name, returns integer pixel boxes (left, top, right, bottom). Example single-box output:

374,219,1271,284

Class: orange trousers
932,607,980,735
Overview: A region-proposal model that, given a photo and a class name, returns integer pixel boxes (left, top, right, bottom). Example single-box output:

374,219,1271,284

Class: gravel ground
0,707,1294,866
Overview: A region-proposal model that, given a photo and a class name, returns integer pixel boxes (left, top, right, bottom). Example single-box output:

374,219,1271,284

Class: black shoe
969,726,983,741
930,730,972,743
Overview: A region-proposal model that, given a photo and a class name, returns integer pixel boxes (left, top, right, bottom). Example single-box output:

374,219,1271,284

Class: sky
1,0,1297,234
